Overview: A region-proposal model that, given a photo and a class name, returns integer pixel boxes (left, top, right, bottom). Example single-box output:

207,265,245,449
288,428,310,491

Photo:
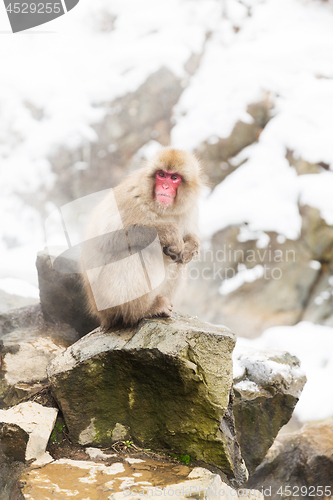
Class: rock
0,453,26,500
286,150,325,176
232,346,306,474
196,99,272,189
0,423,29,462
246,420,333,492
0,289,39,314
0,304,44,336
177,199,333,339
300,205,333,262
0,402,58,463
48,313,248,484
176,229,319,338
295,206,333,326
302,260,333,327
0,304,79,409
36,248,98,337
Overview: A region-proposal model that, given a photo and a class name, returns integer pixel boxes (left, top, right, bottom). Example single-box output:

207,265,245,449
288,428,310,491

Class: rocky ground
0,257,312,499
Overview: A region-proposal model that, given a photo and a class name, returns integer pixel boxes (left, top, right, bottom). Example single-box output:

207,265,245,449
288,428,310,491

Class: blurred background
1,0,333,426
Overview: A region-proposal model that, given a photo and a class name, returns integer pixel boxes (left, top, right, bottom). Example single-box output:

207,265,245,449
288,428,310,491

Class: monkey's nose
162,183,169,189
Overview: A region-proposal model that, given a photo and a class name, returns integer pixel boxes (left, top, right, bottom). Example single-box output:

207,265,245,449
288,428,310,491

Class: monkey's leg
97,308,121,330
146,295,173,318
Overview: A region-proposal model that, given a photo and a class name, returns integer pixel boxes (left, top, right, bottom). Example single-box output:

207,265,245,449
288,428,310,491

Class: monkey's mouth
156,192,174,205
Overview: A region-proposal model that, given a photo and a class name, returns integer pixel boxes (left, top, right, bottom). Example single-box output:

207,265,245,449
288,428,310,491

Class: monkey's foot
150,295,173,318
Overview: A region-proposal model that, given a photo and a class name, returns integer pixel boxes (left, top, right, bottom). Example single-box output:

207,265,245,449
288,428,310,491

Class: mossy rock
48,313,248,484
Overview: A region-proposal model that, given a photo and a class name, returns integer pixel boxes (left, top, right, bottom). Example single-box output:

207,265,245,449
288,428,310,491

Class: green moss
51,349,235,472
169,453,191,465
49,416,67,444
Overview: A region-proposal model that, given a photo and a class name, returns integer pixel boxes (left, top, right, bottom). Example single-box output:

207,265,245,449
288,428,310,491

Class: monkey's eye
171,174,179,180
158,171,166,178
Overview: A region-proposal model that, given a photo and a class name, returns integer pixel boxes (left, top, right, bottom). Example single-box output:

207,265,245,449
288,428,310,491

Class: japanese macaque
82,148,202,329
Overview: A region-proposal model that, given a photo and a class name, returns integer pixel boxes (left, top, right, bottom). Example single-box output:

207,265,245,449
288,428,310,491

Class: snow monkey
82,148,202,329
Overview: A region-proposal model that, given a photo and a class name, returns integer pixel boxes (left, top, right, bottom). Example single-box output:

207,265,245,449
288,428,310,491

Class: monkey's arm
129,221,185,261
153,222,184,253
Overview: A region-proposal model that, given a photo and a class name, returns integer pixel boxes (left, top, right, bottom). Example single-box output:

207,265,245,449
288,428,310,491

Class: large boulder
246,420,333,492
36,248,98,337
47,313,248,484
233,345,306,474
176,229,319,338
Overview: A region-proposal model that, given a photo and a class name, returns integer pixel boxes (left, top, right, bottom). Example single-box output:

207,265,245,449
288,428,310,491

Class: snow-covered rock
233,343,306,473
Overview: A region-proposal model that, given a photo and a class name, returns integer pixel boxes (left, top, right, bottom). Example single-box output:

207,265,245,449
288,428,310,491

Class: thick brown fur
82,148,202,329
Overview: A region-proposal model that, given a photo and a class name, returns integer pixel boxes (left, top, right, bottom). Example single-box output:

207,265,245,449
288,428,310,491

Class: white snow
309,260,321,271
233,380,261,393
219,264,264,295
85,447,117,460
299,172,333,226
199,142,303,239
237,226,270,248
53,459,125,474
125,457,145,464
135,140,164,161
233,342,306,399
235,322,333,422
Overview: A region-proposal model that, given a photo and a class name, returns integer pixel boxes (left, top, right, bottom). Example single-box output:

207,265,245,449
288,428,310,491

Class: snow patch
85,447,117,460
126,457,145,464
233,380,261,393
55,459,125,474
309,260,321,270
219,264,264,295
237,322,333,422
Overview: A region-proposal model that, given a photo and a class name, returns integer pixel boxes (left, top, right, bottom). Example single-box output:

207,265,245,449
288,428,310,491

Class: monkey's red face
155,170,182,206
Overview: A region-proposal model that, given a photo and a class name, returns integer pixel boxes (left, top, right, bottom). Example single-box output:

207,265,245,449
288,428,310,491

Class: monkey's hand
179,235,200,264
158,223,184,261
163,245,184,262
